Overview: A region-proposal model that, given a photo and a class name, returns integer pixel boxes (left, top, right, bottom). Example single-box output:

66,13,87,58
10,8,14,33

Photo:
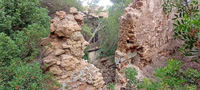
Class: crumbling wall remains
41,7,105,90
115,0,180,89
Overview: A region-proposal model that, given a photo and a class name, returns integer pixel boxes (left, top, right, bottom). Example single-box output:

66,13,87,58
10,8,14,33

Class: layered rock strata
41,7,105,90
115,0,180,89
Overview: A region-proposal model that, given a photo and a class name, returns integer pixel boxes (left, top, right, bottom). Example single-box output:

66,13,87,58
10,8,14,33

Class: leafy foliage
119,60,200,90
138,59,200,90
0,0,50,35
0,33,55,90
81,24,93,41
135,1,200,90
163,0,200,60
11,23,49,61
83,46,90,61
0,0,55,89
5,62,46,90
0,33,20,66
124,67,138,85
108,83,115,90
124,67,138,89
0,0,50,62
100,0,132,57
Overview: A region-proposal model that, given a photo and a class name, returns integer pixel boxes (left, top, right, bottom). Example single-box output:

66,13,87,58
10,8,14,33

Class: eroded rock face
115,0,180,89
42,7,104,90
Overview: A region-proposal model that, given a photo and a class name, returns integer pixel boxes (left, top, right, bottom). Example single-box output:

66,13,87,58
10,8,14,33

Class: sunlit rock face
115,0,180,89
41,7,104,90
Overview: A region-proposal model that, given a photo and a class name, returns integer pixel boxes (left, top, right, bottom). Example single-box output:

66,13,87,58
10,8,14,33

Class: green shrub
138,59,200,90
11,23,49,61
0,33,20,66
123,67,138,90
138,78,161,90
124,67,138,85
108,83,115,90
121,60,199,90
0,0,50,61
163,0,200,60
0,60,52,90
7,62,46,90
0,33,20,89
0,33,55,90
0,0,50,35
0,0,55,89
83,46,90,61
81,24,93,41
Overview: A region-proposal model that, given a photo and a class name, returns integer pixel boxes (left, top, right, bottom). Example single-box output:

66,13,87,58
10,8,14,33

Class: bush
0,33,54,90
0,33,20,66
119,59,199,90
138,59,200,90
0,33,20,89
124,67,138,90
11,23,49,61
108,83,115,90
0,0,50,62
83,46,90,61
0,0,54,89
0,0,50,61
0,60,53,90
81,24,93,41
7,62,46,90
124,67,138,85
163,0,200,60
0,0,50,35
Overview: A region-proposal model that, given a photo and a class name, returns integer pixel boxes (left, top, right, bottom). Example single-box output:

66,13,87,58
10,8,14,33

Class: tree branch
88,20,105,43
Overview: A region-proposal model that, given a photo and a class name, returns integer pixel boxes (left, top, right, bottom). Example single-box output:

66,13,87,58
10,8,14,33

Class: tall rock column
41,7,105,90
115,0,180,89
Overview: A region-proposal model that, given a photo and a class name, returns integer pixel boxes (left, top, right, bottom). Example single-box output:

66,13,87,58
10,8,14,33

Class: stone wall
115,0,180,89
41,7,105,90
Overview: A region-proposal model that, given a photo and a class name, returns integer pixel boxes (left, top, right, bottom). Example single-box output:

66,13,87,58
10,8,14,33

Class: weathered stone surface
90,57,116,85
56,11,67,20
114,0,180,89
75,14,84,21
49,65,63,75
42,7,105,90
70,7,78,14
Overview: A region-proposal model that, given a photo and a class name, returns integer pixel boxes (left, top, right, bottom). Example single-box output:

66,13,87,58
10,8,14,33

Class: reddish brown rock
114,0,181,89
42,7,105,90
56,11,67,20
75,14,83,21
70,7,78,14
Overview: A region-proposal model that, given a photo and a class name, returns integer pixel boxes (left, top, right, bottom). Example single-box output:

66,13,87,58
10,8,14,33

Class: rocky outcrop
115,0,180,89
41,7,104,90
